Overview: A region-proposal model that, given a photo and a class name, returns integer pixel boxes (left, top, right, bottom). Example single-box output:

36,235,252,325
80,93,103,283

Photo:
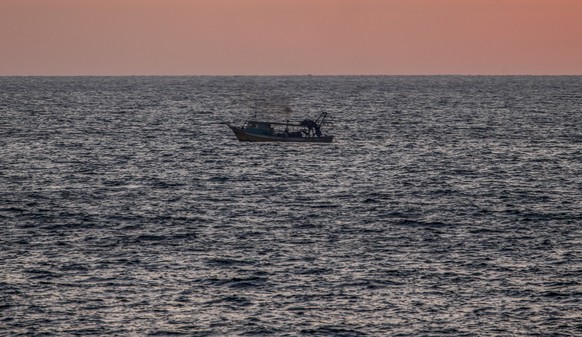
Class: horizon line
2,74,582,77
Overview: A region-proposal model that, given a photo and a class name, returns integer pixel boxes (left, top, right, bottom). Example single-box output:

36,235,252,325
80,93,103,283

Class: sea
1,76,581,336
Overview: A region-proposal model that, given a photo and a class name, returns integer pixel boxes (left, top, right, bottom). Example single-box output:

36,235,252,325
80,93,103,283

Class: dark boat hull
228,125,333,143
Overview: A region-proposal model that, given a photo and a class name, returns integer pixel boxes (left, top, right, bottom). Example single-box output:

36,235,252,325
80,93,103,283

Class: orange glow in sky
1,0,581,75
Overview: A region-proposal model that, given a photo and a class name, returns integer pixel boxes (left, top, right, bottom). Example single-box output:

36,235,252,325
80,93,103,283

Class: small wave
205,295,253,307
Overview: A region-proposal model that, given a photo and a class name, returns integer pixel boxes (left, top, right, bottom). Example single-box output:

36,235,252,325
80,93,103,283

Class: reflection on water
1,76,581,336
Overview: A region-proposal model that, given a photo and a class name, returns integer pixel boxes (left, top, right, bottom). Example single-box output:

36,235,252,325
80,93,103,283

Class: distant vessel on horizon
226,112,333,143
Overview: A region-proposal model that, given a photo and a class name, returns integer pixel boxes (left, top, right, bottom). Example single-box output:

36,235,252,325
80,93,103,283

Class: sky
1,0,581,76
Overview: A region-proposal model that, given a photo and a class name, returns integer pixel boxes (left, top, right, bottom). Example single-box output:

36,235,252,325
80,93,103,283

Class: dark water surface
1,76,581,336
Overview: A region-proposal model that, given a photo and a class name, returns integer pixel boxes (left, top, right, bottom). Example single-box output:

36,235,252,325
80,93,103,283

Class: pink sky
1,0,581,75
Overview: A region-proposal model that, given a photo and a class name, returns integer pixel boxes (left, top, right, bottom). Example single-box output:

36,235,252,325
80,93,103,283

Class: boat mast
315,112,328,127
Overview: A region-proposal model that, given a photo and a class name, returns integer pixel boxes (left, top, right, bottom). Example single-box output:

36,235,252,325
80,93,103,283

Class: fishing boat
226,112,333,143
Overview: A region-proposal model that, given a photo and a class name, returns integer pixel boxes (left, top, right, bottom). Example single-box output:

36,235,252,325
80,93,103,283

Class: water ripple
1,76,581,336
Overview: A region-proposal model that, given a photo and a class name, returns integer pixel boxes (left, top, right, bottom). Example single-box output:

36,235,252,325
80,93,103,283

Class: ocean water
1,76,581,336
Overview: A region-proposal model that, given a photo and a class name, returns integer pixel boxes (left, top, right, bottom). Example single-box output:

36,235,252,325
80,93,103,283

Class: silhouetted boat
226,112,333,143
